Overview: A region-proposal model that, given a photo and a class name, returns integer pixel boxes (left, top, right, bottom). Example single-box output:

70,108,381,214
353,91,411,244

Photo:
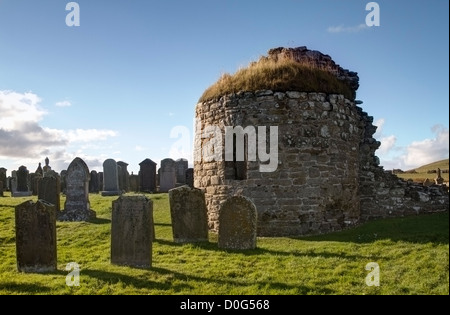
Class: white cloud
0,90,117,168
55,100,72,107
403,125,449,169
327,24,368,34
378,135,397,155
135,145,145,151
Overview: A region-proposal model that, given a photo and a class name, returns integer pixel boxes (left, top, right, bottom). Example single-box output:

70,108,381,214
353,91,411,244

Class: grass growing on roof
199,57,354,102
0,192,448,295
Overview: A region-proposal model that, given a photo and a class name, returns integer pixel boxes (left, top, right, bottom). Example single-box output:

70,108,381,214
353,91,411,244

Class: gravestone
11,171,17,194
185,168,194,188
13,166,32,197
0,181,3,197
59,157,96,221
30,173,41,196
139,159,157,193
0,168,7,190
117,161,130,192
38,176,61,212
43,157,52,176
169,185,208,243
35,163,43,177
175,158,188,184
60,170,67,194
89,170,100,193
111,196,153,267
98,172,104,193
101,159,121,196
435,168,444,185
15,200,57,272
218,196,257,250
159,158,176,193
129,173,139,192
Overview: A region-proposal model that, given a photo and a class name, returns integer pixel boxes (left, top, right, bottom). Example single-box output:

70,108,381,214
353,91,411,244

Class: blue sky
0,0,448,175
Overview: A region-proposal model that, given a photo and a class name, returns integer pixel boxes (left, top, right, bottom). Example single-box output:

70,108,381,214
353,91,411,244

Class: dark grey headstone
185,168,194,188
117,161,130,192
38,176,61,212
111,196,153,267
59,157,96,221
60,170,67,194
15,200,57,272
218,196,257,250
139,159,157,193
169,185,208,243
0,168,7,191
175,158,188,184
0,181,3,197
159,158,176,193
129,174,139,192
102,159,121,196
89,170,99,193
16,166,30,192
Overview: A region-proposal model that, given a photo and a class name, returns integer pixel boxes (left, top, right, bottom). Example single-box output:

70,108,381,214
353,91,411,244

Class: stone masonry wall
195,91,364,236
195,91,449,237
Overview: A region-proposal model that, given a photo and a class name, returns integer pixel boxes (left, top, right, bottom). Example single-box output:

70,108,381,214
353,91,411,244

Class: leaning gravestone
169,185,208,243
111,196,153,267
59,157,96,221
15,200,57,272
218,196,257,250
101,159,121,196
38,176,61,212
159,158,176,193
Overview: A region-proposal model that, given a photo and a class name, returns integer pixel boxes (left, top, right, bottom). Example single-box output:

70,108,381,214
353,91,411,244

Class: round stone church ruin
194,47,449,237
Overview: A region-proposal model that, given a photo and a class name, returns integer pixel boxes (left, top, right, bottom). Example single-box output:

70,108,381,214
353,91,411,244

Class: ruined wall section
195,91,364,236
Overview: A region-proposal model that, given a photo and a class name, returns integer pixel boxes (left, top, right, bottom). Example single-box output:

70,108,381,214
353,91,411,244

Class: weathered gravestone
98,172,104,194
218,196,257,250
0,181,3,197
111,196,153,267
59,157,96,221
139,159,157,193
129,173,139,192
30,172,41,196
435,168,444,185
89,170,100,193
15,200,57,272
0,168,7,190
159,158,176,193
117,161,130,192
185,168,194,188
38,176,61,212
169,185,208,243
60,170,67,194
175,158,188,185
13,166,32,197
102,159,121,196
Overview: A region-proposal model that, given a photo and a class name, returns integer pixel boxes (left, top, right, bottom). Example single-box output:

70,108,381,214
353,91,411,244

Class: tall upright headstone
175,159,188,185
185,168,194,188
435,168,444,185
139,159,157,193
13,166,32,197
38,176,61,212
111,196,153,267
117,161,130,193
129,172,139,193
11,171,17,194
0,168,7,194
59,157,96,221
159,158,176,193
43,157,52,176
0,180,3,197
218,196,257,250
35,163,43,177
30,173,41,196
89,170,100,193
169,186,208,243
15,200,57,272
60,170,67,194
101,159,121,196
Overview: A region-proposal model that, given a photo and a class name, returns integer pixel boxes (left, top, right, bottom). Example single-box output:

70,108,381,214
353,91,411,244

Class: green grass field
0,193,448,295
396,159,449,183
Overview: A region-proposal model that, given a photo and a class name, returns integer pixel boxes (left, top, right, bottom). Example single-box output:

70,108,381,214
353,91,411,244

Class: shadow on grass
154,239,377,261
0,282,52,294
83,267,330,295
88,217,111,225
293,212,449,245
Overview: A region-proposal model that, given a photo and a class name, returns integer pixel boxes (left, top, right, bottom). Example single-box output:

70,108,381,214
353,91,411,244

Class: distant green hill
412,159,449,173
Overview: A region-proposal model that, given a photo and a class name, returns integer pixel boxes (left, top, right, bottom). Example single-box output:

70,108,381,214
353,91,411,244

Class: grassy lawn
0,192,448,295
